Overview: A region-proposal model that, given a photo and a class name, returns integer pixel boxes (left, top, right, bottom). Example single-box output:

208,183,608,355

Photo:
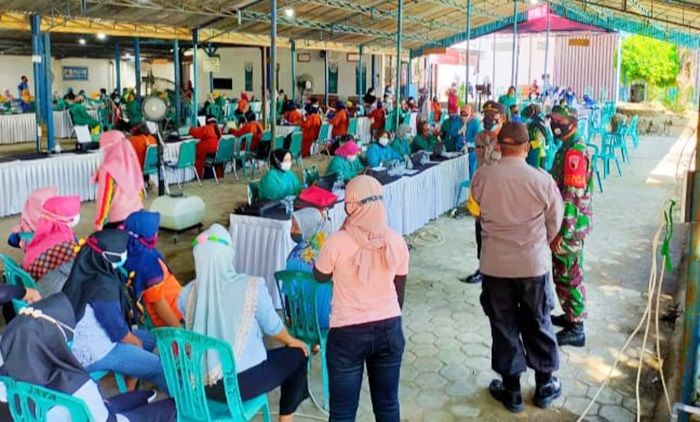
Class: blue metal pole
208,44,214,93
134,37,141,97
173,39,181,124
43,32,54,152
270,0,277,137
291,40,297,102
395,0,403,130
511,0,518,87
114,43,121,94
324,50,329,107
543,4,550,95
406,59,412,99
192,29,199,126
358,45,364,97
30,14,42,152
371,54,376,91
466,0,472,103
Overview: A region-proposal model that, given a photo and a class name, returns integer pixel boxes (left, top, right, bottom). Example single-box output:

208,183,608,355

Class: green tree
621,35,680,87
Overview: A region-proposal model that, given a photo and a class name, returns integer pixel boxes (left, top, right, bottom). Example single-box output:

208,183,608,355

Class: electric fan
142,95,169,196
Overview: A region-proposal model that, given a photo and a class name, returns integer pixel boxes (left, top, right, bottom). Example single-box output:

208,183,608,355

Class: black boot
460,270,483,284
488,379,524,413
534,377,562,408
550,314,573,328
556,322,585,347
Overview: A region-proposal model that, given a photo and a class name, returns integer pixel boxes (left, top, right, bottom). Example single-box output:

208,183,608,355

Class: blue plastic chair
275,271,332,411
600,132,623,178
454,179,471,210
232,134,254,180
289,132,304,168
153,327,271,422
348,117,358,137
627,115,640,149
586,143,604,193
167,140,201,188
0,253,37,289
0,376,92,421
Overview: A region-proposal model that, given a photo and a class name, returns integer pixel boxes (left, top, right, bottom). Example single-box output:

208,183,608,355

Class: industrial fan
142,95,169,196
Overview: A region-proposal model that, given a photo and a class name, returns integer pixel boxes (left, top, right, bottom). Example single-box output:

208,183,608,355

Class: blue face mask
102,250,128,269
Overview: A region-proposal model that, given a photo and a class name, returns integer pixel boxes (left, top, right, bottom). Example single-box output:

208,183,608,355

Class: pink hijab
335,141,361,159
93,130,144,198
12,187,58,234
342,175,400,285
22,195,80,268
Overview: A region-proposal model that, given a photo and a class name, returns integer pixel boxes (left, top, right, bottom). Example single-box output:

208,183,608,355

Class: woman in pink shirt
314,175,410,421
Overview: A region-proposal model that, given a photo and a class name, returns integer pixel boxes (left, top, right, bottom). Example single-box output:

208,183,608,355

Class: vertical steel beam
134,37,141,97
114,42,121,94
371,54,377,90
173,39,181,123
291,40,297,101
358,45,364,97
31,14,42,151
466,0,472,103
614,32,623,103
270,0,278,137
544,4,551,94
511,0,518,87
43,32,54,152
395,0,404,130
192,29,199,126
324,50,329,107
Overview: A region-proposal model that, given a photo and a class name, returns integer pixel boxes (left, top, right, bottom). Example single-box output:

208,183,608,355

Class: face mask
483,116,497,131
68,215,80,228
347,155,358,162
102,250,127,269
378,137,389,147
551,122,571,138
280,161,292,172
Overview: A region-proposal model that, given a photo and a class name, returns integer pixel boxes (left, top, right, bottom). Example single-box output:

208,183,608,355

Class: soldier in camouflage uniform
548,111,593,347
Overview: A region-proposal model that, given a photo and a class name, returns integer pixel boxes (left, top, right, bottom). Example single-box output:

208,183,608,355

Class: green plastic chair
348,117,358,137
271,135,285,152
231,135,252,180
98,107,113,130
167,140,201,188
303,165,320,186
313,123,331,156
142,146,159,198
152,327,271,422
0,253,37,289
205,135,235,184
0,376,92,422
205,104,224,123
600,132,623,178
178,125,191,137
247,180,261,205
627,115,640,149
289,132,303,168
275,271,332,410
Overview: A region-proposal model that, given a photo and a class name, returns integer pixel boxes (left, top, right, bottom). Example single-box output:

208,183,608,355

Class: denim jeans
327,317,404,422
86,329,168,392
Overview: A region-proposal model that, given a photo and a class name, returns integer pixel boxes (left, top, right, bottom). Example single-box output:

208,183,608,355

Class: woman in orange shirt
330,101,349,139
284,103,303,126
128,124,157,169
300,106,322,157
230,120,265,152
432,97,442,123
368,102,386,135
189,117,222,178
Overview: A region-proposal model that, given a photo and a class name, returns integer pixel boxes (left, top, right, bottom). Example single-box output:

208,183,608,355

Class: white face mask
68,215,80,228
347,155,358,162
102,250,127,269
378,137,389,147
280,161,292,172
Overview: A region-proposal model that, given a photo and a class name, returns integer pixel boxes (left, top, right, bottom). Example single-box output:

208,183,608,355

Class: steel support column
134,37,141,97
371,54,377,90
270,0,278,137
173,39,181,123
43,32,54,152
114,43,121,94
291,40,297,101
191,29,199,126
324,50,329,107
510,0,518,87
614,32,622,103
465,0,472,103
395,0,404,130
543,4,551,94
358,45,364,97
30,14,42,152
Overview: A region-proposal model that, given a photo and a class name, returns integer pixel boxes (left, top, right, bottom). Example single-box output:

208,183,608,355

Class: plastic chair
348,117,358,137
247,180,261,205
206,104,223,122
152,327,271,422
303,165,320,186
586,143,604,193
231,135,251,180
0,376,92,422
313,123,331,156
0,253,37,289
178,126,191,137
141,146,159,197
98,107,113,130
274,271,332,410
454,179,471,209
167,140,201,188
600,133,623,178
205,135,235,184
271,135,285,152
627,115,640,149
289,132,303,168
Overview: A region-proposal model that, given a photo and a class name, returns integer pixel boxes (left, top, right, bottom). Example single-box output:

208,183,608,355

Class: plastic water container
149,195,205,231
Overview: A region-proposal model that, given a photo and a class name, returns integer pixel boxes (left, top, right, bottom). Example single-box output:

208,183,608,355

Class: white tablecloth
356,117,372,143
0,110,100,144
275,125,298,138
161,140,198,185
0,151,102,217
228,155,469,306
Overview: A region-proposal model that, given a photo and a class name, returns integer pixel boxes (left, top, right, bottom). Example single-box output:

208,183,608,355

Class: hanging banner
329,62,339,94
203,56,221,73
355,65,366,95
63,66,88,81
244,62,253,92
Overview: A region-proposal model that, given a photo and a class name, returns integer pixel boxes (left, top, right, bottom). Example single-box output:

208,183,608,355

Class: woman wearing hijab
366,129,401,168
230,118,265,152
0,294,177,421
8,187,57,249
412,121,440,153
62,230,168,392
391,124,412,158
259,149,303,202
285,208,332,330
93,131,144,231
300,105,322,157
330,101,349,139
325,141,363,183
21,195,81,297
314,175,410,421
283,103,303,126
179,224,309,421
236,92,250,116
189,116,223,179
128,124,157,169
123,211,183,328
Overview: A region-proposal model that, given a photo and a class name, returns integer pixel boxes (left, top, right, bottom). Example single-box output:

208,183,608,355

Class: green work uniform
259,168,303,202
126,99,143,126
411,134,439,153
390,137,412,157
325,156,363,183
498,94,517,118
70,103,99,129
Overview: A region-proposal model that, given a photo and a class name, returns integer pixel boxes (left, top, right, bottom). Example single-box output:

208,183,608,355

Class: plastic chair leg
595,168,603,193
211,166,219,185
262,401,272,422
321,346,330,411
114,373,128,394
192,167,202,186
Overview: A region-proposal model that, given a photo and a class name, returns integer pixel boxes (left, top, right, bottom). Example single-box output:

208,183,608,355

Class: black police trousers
480,274,559,377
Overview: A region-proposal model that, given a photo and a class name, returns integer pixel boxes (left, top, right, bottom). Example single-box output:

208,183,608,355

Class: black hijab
0,293,90,394
271,148,289,171
62,229,130,321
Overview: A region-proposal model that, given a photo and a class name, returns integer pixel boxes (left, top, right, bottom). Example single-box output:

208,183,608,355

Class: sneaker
534,377,562,408
550,314,571,328
459,270,483,284
488,379,524,413
556,323,586,347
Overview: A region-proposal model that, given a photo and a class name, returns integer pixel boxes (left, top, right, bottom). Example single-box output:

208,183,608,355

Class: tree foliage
621,35,680,87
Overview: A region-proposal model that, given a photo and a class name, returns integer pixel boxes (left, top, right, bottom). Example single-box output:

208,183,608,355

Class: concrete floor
0,119,695,421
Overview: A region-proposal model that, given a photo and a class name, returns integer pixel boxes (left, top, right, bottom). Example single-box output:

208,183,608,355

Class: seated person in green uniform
412,121,440,153
325,140,364,183
125,93,143,127
259,148,303,201
69,95,100,130
390,124,412,158
366,129,401,168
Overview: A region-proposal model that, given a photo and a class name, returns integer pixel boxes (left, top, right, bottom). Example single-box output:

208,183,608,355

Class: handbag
298,185,338,208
